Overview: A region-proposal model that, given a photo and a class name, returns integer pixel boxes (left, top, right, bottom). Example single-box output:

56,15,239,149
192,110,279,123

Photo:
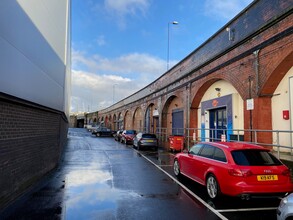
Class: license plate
146,140,154,142
257,175,278,181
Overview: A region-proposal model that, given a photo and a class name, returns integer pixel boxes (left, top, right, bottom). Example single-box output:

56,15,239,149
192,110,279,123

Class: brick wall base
0,93,68,210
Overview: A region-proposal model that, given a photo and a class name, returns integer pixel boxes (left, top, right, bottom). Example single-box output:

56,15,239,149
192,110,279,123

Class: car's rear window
231,150,282,166
142,134,156,138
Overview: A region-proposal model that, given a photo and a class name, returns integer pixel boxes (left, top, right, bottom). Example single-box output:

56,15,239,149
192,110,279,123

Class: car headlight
279,197,288,209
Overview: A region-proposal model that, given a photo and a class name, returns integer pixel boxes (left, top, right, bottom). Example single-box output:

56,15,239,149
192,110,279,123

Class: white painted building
0,0,71,117
0,0,71,210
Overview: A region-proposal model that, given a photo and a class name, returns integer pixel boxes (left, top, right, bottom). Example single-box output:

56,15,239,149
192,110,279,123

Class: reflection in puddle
64,163,140,219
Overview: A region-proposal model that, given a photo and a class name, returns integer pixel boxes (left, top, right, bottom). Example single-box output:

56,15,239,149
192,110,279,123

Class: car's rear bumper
141,142,158,147
223,182,293,197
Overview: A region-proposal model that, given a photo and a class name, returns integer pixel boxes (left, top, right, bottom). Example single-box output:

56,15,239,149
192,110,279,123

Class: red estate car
173,142,293,200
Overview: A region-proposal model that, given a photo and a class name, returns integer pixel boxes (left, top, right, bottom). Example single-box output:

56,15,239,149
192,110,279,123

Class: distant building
0,0,71,210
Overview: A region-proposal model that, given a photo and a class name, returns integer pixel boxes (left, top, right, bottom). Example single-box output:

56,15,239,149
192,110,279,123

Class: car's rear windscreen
142,134,157,138
231,150,282,166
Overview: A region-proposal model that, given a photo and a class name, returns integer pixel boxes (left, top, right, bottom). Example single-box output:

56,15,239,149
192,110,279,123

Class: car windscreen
142,134,156,138
126,130,136,134
231,150,282,166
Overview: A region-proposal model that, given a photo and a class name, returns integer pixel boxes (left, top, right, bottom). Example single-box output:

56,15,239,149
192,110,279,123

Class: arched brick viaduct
96,0,293,148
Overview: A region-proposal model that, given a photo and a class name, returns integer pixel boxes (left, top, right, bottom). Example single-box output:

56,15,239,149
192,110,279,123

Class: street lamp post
167,21,179,71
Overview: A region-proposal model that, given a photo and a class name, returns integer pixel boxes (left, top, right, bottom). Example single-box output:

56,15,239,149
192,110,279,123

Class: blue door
209,108,227,141
172,110,184,135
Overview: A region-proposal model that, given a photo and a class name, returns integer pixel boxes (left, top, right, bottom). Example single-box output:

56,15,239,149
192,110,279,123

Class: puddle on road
63,166,140,219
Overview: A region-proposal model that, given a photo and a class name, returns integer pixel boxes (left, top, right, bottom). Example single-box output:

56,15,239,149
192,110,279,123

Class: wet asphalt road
1,128,281,220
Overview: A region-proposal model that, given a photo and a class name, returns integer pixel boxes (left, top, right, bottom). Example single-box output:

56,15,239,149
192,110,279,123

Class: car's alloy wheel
206,175,219,199
96,133,101,137
173,160,180,177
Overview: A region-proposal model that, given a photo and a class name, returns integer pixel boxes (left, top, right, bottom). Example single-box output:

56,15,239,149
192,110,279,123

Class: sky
71,0,254,113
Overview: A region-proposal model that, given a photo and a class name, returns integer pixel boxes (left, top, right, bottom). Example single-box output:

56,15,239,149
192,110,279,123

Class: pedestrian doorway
172,109,184,135
209,107,227,141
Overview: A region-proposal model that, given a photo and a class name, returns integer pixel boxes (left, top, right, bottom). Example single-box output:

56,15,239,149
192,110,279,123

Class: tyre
206,174,220,199
96,133,101,137
173,159,181,177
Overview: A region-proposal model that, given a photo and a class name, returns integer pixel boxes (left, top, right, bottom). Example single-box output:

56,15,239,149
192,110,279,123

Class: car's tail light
282,169,291,177
228,169,253,177
126,135,134,140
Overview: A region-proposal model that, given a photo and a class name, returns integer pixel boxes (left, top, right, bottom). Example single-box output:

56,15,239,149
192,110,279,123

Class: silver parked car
277,193,293,220
133,133,158,150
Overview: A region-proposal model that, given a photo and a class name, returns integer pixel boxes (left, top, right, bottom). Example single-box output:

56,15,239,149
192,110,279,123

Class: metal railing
155,127,293,160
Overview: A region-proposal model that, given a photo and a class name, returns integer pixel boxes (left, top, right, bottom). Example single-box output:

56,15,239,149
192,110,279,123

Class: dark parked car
92,127,112,137
114,130,123,141
121,130,136,145
173,142,293,200
133,133,158,150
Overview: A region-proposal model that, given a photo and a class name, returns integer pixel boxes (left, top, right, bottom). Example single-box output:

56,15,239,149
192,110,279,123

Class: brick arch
241,51,293,144
190,75,245,109
117,112,123,130
145,103,157,133
161,95,184,135
133,107,143,132
190,78,219,109
189,78,244,129
113,114,117,130
124,110,132,130
261,51,293,95
162,95,176,128
108,115,112,129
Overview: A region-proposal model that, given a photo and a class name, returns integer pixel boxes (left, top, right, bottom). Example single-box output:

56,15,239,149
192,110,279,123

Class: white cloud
70,49,174,113
204,0,253,20
103,0,151,28
72,49,166,77
104,0,150,16
72,70,131,90
71,70,136,112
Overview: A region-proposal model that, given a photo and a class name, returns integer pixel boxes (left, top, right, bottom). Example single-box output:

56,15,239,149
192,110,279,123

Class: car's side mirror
182,149,189,154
